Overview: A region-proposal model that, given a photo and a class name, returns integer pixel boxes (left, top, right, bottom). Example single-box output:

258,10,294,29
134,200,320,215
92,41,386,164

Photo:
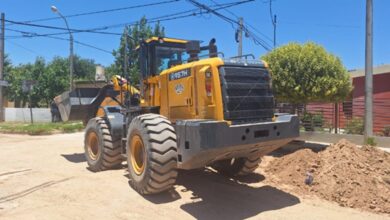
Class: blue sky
1,0,389,70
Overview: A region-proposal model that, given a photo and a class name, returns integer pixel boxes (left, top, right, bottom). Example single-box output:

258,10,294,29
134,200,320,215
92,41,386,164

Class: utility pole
69,33,74,91
270,0,277,48
124,26,128,77
29,93,33,124
51,6,74,91
0,13,5,122
237,17,243,57
364,0,373,140
273,15,277,48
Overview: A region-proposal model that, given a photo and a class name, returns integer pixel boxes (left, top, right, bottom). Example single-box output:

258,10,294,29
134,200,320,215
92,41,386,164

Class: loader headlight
205,71,212,78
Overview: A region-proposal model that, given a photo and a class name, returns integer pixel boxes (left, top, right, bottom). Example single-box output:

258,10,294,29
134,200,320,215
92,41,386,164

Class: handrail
229,54,256,60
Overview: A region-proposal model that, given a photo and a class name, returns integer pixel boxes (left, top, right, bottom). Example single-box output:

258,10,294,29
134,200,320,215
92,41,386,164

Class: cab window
155,46,187,74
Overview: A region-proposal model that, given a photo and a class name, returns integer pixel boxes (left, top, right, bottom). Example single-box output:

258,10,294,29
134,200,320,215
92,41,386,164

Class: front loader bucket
54,88,101,122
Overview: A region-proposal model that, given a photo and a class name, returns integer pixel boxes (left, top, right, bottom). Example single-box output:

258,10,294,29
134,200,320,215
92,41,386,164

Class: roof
135,37,188,50
144,37,188,44
349,64,390,78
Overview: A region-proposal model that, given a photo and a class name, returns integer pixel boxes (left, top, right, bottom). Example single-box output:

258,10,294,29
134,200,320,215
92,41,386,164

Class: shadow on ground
61,153,86,163
271,140,329,158
144,168,300,219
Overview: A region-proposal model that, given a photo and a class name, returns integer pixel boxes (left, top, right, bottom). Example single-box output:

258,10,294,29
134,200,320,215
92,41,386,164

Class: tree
37,56,97,105
5,57,47,107
5,63,31,107
5,55,98,107
112,16,165,83
3,55,13,103
262,42,352,105
73,56,96,80
29,57,46,106
41,56,71,105
104,63,120,80
3,54,12,75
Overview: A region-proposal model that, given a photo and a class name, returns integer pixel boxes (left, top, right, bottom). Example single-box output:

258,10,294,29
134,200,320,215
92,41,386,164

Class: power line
76,0,251,31
187,0,272,51
244,21,273,43
8,0,180,25
6,28,113,54
5,27,121,40
45,36,113,54
208,0,239,19
5,19,122,36
188,0,239,25
4,11,201,39
269,0,276,27
208,0,273,44
4,0,256,54
6,1,249,39
5,39,41,55
268,0,277,47
188,0,271,49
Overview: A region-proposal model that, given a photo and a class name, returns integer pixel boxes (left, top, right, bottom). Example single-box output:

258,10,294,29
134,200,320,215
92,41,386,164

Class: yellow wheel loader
55,37,299,194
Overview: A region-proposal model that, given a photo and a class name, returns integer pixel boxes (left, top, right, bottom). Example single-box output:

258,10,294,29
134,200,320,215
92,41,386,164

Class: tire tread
127,114,178,195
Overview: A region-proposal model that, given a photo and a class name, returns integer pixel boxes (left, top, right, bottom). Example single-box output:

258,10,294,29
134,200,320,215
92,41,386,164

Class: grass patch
365,137,377,146
0,121,84,135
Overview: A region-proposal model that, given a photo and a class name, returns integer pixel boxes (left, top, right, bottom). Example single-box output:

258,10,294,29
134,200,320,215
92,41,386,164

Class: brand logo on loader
169,69,190,81
174,84,184,94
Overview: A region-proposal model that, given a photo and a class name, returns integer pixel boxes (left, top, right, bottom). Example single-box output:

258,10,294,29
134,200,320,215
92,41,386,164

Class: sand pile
265,139,390,214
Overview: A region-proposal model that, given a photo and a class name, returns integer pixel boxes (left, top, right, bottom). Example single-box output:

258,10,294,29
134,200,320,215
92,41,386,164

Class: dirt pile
265,139,390,214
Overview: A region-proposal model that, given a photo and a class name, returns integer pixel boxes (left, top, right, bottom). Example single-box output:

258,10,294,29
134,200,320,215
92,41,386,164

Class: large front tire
84,117,122,171
126,114,178,195
212,154,261,176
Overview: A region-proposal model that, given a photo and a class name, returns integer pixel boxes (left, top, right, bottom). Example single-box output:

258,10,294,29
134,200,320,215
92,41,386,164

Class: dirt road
0,132,388,220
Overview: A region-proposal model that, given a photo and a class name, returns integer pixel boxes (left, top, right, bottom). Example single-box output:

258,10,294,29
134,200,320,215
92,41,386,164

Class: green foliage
301,112,313,122
5,18,163,107
112,16,165,83
5,56,96,107
301,112,314,131
262,42,352,104
73,57,96,80
104,63,121,81
40,56,70,105
0,121,84,135
312,113,324,127
4,54,12,75
4,61,36,107
365,137,377,146
301,112,324,131
383,125,390,137
345,117,364,135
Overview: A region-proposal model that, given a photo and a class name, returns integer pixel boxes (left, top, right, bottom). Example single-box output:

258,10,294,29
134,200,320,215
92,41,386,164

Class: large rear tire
212,154,261,176
126,114,178,195
84,117,122,172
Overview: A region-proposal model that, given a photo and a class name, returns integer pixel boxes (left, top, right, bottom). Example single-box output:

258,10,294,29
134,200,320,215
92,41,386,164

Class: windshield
153,44,215,74
155,46,188,73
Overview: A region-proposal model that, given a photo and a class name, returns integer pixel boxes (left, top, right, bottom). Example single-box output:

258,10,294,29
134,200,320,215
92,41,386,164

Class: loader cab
139,37,189,78
138,37,218,78
137,37,221,119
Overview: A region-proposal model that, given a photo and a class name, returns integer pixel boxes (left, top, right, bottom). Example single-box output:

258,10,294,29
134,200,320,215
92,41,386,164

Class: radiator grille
219,65,274,124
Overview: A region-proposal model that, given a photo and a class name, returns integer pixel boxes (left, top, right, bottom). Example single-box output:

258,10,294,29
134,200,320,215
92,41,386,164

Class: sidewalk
285,139,390,153
297,132,390,148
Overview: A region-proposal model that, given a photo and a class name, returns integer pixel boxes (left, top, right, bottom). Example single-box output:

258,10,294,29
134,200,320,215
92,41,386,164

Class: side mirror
186,41,200,62
158,37,164,44
209,38,217,58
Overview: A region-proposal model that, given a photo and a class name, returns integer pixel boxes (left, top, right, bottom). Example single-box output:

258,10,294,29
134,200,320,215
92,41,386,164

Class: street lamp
51,5,74,91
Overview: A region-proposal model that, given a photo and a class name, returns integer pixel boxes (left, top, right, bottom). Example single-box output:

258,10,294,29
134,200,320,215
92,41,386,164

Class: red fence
277,98,390,136
352,97,390,133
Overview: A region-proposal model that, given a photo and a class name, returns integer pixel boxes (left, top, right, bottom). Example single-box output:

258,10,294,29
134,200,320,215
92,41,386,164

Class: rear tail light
205,70,212,97
205,82,212,97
